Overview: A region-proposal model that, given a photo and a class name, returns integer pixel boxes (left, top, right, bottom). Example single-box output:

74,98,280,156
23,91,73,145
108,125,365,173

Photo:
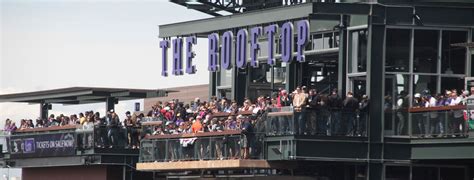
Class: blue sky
0,0,211,122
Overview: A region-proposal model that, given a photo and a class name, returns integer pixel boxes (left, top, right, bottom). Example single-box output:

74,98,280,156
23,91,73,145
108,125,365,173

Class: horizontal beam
137,160,273,171
0,90,93,103
159,3,313,38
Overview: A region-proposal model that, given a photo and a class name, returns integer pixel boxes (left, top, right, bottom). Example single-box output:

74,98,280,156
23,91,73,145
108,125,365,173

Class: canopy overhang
0,87,175,105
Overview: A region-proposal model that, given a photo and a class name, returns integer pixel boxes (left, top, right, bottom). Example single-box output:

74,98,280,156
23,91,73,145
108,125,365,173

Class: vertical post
209,71,217,101
367,5,386,180
338,15,348,96
40,102,50,120
106,97,117,112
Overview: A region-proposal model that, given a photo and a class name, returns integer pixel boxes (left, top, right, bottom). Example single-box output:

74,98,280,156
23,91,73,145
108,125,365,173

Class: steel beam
159,3,313,38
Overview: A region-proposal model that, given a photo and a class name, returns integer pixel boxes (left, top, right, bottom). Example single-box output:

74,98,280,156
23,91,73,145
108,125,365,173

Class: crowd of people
390,87,474,137
3,86,474,151
4,110,141,149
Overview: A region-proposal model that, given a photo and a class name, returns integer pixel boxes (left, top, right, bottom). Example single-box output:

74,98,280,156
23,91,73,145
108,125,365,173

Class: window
471,55,474,76
219,68,232,87
312,31,339,50
414,30,439,73
441,77,464,94
349,30,368,73
386,29,411,72
413,75,437,95
441,31,467,74
385,166,409,180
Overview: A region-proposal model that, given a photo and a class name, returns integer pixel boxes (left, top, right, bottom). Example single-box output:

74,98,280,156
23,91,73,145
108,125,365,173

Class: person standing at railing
413,93,425,136
435,93,447,136
276,90,292,135
358,95,369,137
328,89,343,136
307,89,320,135
107,110,120,148
395,91,409,135
342,92,359,136
240,118,254,159
124,111,133,148
426,93,439,137
293,86,307,135
448,90,464,136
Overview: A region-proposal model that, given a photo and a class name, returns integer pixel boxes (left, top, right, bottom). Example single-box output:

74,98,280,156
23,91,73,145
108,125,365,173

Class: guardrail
385,105,470,138
5,124,143,159
265,106,368,137
139,130,264,162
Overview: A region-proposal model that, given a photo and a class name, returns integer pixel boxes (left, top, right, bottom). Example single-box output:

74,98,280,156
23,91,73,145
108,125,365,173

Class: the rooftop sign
160,20,309,77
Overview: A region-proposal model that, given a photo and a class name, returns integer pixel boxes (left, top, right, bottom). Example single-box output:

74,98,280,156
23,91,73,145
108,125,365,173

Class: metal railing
385,105,470,138
139,132,264,162
265,106,368,137
76,125,141,150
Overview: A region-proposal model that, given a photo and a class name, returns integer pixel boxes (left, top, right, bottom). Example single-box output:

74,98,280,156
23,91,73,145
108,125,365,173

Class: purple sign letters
281,22,294,63
161,20,310,75
186,36,197,74
172,38,184,75
160,40,170,77
250,26,262,68
221,31,233,70
208,33,219,72
236,29,248,69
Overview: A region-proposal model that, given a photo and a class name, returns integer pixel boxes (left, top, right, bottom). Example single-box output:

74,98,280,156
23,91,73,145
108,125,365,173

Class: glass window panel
413,167,438,180
413,75,437,96
386,29,411,72
349,30,368,73
440,168,465,180
219,68,232,87
313,34,324,50
351,77,366,99
385,166,409,180
414,30,439,73
441,77,464,94
471,55,474,76
384,74,410,135
441,31,467,74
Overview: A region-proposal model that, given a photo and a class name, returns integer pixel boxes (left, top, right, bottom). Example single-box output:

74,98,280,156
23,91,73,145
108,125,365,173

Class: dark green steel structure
156,0,474,179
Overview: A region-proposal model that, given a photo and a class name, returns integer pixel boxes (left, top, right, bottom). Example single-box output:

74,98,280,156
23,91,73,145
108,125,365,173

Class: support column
106,97,117,112
40,102,50,120
233,67,248,105
337,15,348,96
285,62,297,91
367,12,386,180
209,71,217,101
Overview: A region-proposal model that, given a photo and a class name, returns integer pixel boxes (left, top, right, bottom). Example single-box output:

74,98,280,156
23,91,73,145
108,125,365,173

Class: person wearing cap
412,93,425,136
449,91,464,136
395,91,408,136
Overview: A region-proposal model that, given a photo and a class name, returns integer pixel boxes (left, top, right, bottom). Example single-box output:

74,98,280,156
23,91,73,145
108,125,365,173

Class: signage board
9,132,76,158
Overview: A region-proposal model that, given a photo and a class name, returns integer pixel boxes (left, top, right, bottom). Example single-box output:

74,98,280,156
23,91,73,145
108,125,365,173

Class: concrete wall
22,166,107,180
144,84,209,112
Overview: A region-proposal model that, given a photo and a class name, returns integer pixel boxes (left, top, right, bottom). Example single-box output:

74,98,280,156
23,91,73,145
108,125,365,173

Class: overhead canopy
0,87,175,105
